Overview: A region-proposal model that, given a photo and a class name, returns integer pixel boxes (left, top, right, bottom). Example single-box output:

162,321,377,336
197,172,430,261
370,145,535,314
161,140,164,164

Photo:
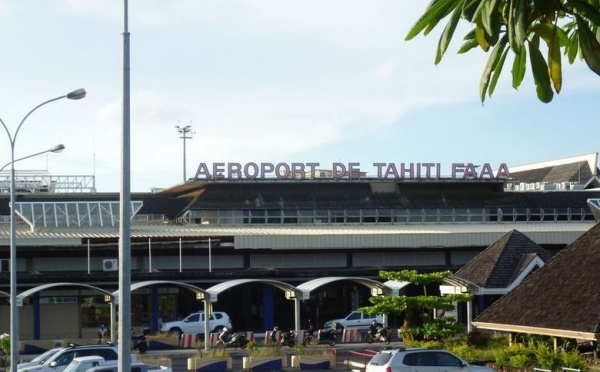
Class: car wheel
170,328,183,339
336,323,344,334
212,325,225,333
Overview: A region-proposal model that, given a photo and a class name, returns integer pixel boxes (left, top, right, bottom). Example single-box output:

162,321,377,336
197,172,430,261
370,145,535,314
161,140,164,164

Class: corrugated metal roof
0,222,593,249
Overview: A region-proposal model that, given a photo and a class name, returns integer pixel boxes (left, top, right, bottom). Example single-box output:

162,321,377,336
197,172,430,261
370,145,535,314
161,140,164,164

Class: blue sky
0,1,598,192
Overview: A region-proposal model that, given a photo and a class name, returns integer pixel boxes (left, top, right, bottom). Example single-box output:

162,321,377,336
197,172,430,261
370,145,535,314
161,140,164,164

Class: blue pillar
34,293,40,340
263,285,274,331
477,295,485,315
152,286,159,332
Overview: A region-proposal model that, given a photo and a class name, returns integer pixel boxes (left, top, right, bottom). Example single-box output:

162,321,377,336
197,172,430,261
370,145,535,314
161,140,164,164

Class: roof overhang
472,321,600,341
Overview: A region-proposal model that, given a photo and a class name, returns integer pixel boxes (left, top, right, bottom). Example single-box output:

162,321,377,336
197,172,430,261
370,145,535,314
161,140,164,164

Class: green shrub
488,333,509,349
0,333,9,355
494,343,535,366
449,344,476,361
509,354,534,368
561,350,589,372
467,330,491,348
535,343,563,371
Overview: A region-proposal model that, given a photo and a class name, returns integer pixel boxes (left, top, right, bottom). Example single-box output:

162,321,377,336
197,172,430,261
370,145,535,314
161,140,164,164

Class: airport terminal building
1,155,599,339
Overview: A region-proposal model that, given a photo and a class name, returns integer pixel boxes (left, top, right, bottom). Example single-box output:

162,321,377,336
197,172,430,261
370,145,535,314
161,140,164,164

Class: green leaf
567,0,600,27
512,45,527,88
480,35,508,103
481,0,500,37
489,46,509,96
514,0,528,50
406,0,458,40
528,41,554,103
567,31,580,64
475,19,491,51
548,26,563,93
530,23,570,47
436,0,465,64
461,0,480,20
458,38,480,53
508,0,518,52
576,15,600,75
463,28,476,41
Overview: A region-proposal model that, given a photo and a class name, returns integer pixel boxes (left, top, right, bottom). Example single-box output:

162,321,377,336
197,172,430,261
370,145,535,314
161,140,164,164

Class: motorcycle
365,326,390,345
270,326,296,347
131,330,148,353
303,321,336,346
216,327,249,349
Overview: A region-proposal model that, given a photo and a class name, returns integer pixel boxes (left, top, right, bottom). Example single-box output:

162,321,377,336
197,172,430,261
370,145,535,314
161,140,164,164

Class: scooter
131,330,148,353
271,326,296,347
303,321,336,346
216,327,249,349
365,326,390,345
280,329,296,347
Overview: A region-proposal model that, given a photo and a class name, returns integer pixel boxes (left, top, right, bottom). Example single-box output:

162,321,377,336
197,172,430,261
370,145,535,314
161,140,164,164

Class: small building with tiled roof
472,222,600,342
441,230,554,332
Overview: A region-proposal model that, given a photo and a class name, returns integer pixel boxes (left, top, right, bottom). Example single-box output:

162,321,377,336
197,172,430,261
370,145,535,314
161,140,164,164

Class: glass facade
181,206,595,225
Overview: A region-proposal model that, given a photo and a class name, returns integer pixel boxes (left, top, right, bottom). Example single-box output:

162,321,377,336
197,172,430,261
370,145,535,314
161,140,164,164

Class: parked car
16,344,137,372
323,311,383,332
160,311,232,337
366,347,496,372
62,356,171,372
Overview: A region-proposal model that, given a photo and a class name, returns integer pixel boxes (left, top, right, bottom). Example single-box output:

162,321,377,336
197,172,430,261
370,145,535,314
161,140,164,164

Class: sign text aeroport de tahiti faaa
194,162,511,180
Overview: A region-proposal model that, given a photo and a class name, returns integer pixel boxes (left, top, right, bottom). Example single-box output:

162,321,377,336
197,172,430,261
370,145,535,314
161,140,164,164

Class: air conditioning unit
103,259,118,272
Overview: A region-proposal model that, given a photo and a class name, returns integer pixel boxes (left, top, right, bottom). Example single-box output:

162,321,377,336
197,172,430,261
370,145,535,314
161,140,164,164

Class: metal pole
1,92,84,371
119,0,132,371
175,124,194,182
9,142,18,371
183,128,187,181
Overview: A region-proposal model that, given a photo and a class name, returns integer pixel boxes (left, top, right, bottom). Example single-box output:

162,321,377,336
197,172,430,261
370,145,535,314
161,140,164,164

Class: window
347,312,361,320
186,314,200,322
435,351,462,367
54,351,76,366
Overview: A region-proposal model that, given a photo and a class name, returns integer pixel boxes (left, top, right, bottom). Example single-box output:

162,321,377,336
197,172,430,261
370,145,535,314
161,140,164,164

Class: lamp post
175,123,194,182
0,88,85,370
120,2,133,372
0,144,65,172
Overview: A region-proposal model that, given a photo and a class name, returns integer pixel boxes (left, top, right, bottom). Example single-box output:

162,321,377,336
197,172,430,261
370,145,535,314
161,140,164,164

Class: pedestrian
98,324,109,344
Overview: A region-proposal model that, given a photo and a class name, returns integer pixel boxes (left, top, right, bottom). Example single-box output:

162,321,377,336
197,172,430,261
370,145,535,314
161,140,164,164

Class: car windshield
30,348,61,365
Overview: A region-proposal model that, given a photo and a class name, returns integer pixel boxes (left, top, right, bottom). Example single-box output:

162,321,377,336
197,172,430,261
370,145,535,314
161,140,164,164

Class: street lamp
175,122,194,182
0,144,65,172
0,88,85,370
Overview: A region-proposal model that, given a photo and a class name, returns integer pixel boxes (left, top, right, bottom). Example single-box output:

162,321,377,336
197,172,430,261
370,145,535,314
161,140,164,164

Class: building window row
181,207,594,225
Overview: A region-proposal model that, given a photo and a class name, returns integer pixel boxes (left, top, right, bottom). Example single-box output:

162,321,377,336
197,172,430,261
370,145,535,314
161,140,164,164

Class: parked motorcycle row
163,321,393,351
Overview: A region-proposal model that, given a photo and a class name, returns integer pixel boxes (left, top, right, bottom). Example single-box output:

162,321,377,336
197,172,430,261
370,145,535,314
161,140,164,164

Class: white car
62,356,170,372
16,344,137,372
324,311,383,332
160,311,232,337
366,347,495,372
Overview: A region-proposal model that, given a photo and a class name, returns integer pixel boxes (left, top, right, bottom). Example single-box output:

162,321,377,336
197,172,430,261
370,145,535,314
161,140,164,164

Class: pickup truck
323,311,384,332
62,356,172,372
160,311,232,336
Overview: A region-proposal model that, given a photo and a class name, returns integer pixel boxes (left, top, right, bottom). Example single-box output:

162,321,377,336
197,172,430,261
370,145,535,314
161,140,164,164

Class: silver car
366,347,495,372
